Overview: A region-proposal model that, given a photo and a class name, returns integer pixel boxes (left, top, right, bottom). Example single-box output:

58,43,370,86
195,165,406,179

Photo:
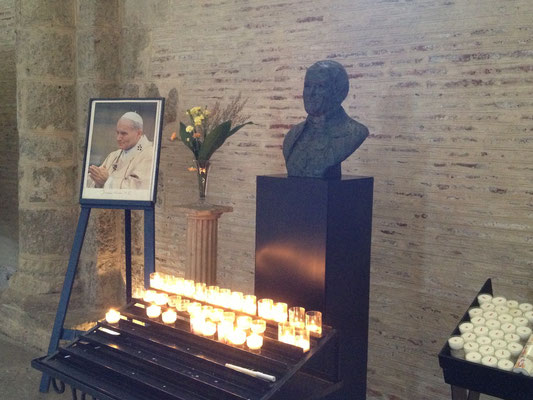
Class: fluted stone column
178,203,233,285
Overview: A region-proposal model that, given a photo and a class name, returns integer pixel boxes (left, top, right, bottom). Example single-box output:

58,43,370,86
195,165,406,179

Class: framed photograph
80,98,165,206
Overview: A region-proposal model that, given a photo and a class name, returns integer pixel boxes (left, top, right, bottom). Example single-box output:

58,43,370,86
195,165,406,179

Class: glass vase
195,160,210,201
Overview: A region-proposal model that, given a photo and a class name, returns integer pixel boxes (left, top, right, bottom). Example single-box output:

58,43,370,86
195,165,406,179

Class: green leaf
197,120,232,161
179,122,198,159
198,121,253,161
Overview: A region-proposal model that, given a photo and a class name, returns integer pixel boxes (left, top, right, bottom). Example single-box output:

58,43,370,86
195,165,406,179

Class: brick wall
120,1,533,398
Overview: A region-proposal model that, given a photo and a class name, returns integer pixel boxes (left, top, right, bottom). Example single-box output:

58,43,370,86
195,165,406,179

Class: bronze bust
283,60,369,179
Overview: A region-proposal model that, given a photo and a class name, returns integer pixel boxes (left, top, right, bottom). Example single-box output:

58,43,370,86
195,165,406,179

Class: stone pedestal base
177,203,233,285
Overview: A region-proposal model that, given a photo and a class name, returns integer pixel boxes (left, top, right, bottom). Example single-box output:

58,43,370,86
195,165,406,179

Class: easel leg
39,207,91,392
144,207,155,288
125,210,132,302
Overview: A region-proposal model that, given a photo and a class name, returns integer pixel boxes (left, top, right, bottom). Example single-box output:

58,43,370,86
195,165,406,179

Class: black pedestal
255,175,373,400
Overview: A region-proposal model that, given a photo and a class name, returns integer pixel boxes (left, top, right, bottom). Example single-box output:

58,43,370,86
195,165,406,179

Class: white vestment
87,135,153,190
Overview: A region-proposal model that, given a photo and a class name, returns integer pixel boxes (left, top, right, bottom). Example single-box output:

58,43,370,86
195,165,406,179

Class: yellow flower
190,106,202,115
194,116,203,126
204,109,210,116
170,132,177,141
185,125,194,133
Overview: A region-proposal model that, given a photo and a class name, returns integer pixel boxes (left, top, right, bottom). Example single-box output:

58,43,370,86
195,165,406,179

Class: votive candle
105,309,121,324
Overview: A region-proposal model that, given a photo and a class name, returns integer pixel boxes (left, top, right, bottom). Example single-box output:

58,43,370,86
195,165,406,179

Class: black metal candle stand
439,279,533,400
33,295,341,400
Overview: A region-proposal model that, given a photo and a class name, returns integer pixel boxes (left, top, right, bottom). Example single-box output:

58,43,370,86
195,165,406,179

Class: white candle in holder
513,317,529,327
497,359,514,371
461,332,477,343
246,333,264,350
492,296,507,306
516,326,532,341
507,342,524,358
479,345,495,357
146,304,161,318
162,309,177,324
468,308,483,319
498,314,513,324
495,306,509,315
105,309,121,324
480,303,496,311
524,311,533,325
494,349,511,360
476,336,491,346
504,333,520,343
477,294,492,305
485,319,501,330
473,326,489,337
464,341,479,354
519,303,533,313
466,352,482,364
507,300,519,309
459,322,474,334
501,323,517,334
481,355,498,368
492,340,508,351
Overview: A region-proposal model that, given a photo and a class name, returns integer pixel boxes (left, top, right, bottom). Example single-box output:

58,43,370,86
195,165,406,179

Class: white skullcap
120,111,143,130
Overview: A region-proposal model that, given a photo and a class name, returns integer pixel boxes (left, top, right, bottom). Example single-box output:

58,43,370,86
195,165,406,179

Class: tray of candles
32,272,341,400
438,278,533,400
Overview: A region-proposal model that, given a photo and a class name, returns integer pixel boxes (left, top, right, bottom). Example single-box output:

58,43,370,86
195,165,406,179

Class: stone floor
0,333,65,400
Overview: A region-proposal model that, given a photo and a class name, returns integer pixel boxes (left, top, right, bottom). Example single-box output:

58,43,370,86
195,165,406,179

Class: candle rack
32,296,341,400
439,278,533,400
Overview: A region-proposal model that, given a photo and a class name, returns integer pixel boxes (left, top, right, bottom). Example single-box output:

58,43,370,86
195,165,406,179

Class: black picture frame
80,98,165,207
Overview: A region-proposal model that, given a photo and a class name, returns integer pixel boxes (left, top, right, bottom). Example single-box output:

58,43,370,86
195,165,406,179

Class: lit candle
306,311,322,336
258,299,274,320
190,315,206,335
251,319,267,335
218,289,232,307
187,302,202,316
210,308,224,323
237,316,253,331
246,333,264,350
105,309,121,324
162,309,177,324
150,272,163,289
278,322,295,345
272,302,288,323
228,329,247,346
176,298,190,312
294,327,310,352
218,321,233,342
289,307,306,329
183,280,195,297
223,311,236,323
143,289,157,303
202,320,217,337
194,282,207,301
146,304,161,318
229,291,244,311
243,295,257,315
168,295,181,308
154,292,168,306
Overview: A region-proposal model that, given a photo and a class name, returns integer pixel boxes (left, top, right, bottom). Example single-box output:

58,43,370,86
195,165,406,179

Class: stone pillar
0,0,79,347
177,203,233,285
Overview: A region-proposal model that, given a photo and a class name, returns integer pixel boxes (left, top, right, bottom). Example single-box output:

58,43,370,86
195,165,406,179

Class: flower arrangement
170,95,252,200
171,94,252,164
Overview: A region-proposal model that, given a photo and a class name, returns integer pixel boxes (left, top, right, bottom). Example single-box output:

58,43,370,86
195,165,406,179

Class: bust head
303,60,349,117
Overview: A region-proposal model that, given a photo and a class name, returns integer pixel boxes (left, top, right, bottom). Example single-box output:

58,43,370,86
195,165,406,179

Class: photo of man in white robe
86,112,153,191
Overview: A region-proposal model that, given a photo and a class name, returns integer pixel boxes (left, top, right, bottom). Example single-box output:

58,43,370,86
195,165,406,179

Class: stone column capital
176,203,233,219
